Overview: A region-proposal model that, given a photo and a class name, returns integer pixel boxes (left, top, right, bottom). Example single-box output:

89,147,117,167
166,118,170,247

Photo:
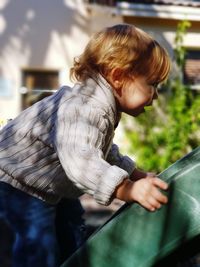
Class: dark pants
0,182,85,267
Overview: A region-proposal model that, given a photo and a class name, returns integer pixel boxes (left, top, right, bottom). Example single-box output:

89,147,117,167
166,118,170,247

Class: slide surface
61,147,200,267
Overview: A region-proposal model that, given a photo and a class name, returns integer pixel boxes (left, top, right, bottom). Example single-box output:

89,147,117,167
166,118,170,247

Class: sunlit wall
0,0,90,118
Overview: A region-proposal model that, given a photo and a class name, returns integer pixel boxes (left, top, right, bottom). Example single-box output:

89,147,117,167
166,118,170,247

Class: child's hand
114,175,168,212
130,176,168,211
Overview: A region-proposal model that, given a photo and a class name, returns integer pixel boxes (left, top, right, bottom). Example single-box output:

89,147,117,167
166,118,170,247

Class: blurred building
86,0,200,87
0,0,200,119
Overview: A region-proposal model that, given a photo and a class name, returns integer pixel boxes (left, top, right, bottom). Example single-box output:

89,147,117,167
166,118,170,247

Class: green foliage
174,20,191,67
122,20,200,173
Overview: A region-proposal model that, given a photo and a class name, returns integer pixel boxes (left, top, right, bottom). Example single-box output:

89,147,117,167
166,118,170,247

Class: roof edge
116,2,200,21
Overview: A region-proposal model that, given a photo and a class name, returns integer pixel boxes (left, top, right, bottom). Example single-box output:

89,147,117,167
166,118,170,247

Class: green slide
61,146,200,267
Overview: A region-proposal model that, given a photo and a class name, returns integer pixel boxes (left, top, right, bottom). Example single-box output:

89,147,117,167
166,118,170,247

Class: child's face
114,76,158,117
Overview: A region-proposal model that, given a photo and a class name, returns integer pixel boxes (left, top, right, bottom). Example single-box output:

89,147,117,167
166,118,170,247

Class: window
21,69,59,109
184,50,200,90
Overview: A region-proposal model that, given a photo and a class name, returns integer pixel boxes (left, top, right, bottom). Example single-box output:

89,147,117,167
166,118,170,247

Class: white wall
0,0,90,119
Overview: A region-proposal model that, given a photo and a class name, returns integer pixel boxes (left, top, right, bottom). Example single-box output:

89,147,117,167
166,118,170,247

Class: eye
150,83,159,89
149,82,162,91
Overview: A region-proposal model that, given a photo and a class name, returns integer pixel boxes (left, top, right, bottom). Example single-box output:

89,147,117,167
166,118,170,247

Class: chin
134,109,145,116
125,110,143,117
124,107,145,117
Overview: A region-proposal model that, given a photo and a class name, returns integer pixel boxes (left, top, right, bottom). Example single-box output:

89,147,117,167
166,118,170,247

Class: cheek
128,93,149,108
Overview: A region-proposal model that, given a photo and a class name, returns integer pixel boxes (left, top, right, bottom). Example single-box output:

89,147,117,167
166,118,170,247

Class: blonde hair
70,24,170,84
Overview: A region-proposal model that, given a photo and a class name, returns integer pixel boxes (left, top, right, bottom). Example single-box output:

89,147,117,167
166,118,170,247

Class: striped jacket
0,75,135,205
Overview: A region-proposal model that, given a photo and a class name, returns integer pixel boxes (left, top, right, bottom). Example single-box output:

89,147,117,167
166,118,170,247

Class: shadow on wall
0,0,89,76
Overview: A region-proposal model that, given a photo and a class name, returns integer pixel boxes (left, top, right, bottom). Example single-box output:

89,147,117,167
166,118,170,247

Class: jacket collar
75,75,121,127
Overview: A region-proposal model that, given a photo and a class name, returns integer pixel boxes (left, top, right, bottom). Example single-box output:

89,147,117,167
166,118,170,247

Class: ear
109,68,123,90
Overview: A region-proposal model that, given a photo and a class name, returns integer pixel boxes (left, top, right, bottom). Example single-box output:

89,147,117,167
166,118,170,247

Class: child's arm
106,144,135,176
113,175,168,212
106,145,157,182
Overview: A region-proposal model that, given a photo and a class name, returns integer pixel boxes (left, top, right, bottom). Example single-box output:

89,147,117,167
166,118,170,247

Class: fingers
150,177,168,191
142,200,160,212
140,191,167,212
147,179,168,211
133,178,168,212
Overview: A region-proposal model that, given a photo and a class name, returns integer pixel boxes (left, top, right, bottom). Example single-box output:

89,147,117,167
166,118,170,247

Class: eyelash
150,83,159,89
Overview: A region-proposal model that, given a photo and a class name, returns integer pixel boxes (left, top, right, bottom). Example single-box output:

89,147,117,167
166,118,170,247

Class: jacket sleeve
53,102,129,205
106,144,136,176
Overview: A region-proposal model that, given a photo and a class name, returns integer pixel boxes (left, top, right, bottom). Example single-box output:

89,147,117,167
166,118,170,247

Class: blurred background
0,0,200,266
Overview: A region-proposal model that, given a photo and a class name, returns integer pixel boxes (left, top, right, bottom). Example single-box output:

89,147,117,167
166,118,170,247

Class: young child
0,24,170,267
